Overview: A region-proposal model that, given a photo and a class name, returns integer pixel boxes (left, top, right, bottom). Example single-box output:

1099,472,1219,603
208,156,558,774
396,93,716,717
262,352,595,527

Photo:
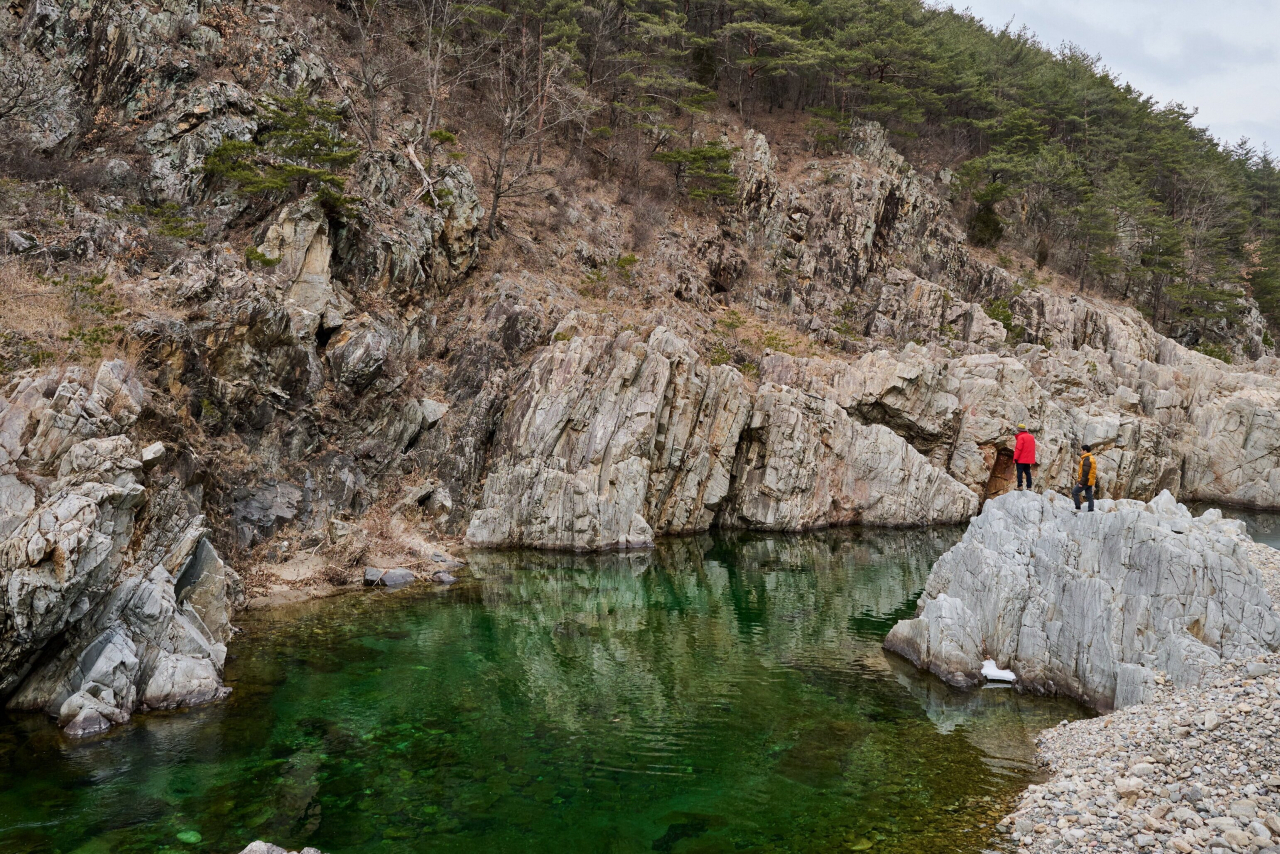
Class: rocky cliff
884,490,1280,710
0,362,242,736
5,0,1280,730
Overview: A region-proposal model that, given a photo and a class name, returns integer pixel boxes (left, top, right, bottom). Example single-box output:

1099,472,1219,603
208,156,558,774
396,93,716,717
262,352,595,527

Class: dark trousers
1016,463,1033,488
1073,483,1094,511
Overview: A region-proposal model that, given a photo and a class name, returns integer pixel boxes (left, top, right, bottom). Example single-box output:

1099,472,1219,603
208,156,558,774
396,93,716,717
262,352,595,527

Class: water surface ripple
0,528,1087,854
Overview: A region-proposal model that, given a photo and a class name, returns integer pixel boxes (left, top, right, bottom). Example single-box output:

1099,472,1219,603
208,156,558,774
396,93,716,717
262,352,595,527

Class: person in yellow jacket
1072,444,1096,512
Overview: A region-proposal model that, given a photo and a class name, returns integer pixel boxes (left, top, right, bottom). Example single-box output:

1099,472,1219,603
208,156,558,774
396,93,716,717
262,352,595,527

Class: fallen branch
404,140,440,207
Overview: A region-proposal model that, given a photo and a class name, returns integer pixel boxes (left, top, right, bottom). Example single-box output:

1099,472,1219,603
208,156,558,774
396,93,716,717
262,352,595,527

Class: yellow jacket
1077,452,1096,486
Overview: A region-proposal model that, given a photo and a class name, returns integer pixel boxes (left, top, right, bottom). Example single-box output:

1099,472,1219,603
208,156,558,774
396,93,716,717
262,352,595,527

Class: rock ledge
885,490,1280,710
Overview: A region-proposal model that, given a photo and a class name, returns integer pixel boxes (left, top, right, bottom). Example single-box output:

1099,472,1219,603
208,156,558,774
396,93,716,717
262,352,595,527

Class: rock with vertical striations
884,489,1280,710
466,320,751,550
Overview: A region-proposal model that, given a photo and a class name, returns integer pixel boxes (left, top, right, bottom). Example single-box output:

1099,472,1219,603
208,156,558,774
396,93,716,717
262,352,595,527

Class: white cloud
936,0,1280,153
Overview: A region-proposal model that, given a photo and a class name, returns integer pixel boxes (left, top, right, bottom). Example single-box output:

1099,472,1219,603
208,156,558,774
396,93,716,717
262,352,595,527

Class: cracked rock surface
0,362,240,737
885,490,1280,711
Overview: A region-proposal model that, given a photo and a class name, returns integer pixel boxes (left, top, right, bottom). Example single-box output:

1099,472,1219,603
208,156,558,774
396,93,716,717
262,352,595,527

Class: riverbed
0,528,1087,854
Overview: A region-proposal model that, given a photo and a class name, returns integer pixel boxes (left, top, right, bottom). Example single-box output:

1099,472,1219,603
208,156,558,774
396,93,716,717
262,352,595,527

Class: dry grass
0,257,77,369
0,258,71,340
0,257,161,371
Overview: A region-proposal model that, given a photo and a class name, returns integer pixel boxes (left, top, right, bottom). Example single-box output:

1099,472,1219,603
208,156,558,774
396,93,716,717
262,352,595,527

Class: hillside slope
3,0,1280,734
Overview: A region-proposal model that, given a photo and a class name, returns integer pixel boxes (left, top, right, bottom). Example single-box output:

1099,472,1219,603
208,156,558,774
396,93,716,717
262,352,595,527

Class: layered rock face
466,317,977,550
0,363,241,737
466,319,752,550
884,490,1280,710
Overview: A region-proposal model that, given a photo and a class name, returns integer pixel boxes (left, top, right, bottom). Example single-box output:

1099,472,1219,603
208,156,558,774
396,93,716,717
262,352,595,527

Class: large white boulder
884,489,1280,710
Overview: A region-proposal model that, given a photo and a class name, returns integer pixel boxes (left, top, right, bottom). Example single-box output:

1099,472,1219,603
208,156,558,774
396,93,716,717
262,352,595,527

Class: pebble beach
998,541,1280,853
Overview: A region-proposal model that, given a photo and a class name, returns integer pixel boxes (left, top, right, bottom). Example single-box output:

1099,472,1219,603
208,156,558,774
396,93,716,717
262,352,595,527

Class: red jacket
1013,431,1036,464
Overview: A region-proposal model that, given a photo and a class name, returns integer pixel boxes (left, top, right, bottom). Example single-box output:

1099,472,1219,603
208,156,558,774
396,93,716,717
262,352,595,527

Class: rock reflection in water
0,527,1085,854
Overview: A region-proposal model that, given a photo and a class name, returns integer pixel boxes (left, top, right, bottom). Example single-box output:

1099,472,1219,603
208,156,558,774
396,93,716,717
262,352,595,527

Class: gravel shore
997,541,1280,853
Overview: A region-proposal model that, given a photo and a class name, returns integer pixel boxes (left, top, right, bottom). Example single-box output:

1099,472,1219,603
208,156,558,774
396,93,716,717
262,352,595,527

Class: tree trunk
487,133,509,239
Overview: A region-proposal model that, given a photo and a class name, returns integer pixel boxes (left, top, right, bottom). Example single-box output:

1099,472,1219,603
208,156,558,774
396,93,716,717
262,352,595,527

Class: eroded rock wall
466,320,977,549
0,363,242,737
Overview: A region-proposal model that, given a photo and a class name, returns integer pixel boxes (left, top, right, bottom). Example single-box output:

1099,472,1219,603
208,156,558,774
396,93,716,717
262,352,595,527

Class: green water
1186,502,1280,549
0,529,1086,854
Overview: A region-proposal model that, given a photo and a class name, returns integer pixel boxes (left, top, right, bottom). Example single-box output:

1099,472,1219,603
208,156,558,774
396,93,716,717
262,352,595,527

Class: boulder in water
884,490,1280,710
363,567,416,588
238,843,326,854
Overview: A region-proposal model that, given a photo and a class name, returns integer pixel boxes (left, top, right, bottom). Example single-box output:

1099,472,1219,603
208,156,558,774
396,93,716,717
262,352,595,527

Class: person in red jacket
1013,423,1036,490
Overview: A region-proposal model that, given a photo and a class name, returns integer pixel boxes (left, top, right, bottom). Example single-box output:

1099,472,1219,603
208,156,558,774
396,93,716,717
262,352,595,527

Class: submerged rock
238,843,326,854
884,490,1280,710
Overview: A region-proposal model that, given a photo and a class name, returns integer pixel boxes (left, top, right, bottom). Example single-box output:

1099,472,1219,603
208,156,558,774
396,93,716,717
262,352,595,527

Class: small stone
1133,834,1157,848
1204,710,1221,731
1116,777,1145,796
419,398,449,427
1224,827,1253,847
140,441,165,468
177,831,203,844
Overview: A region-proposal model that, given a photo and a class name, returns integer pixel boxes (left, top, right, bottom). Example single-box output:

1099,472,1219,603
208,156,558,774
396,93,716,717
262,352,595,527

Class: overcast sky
934,0,1280,156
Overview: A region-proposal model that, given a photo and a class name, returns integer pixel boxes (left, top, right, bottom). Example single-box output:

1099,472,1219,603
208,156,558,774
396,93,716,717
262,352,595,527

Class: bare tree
478,25,591,238
0,44,64,132
405,0,502,134
343,0,421,149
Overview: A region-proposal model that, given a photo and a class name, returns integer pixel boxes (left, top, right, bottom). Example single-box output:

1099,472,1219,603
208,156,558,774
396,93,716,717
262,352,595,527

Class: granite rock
884,490,1280,710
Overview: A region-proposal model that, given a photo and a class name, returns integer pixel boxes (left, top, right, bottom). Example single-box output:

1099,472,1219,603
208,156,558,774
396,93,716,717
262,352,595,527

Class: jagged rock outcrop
466,319,976,549
466,317,752,550
884,490,1280,711
0,363,240,736
723,131,1280,511
736,126,963,296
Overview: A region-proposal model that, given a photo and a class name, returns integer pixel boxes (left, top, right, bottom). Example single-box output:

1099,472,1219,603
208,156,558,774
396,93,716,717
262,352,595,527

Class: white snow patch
982,659,1016,682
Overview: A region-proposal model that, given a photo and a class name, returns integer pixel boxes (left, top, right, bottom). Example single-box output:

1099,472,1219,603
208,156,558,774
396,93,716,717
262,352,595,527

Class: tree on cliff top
203,92,360,215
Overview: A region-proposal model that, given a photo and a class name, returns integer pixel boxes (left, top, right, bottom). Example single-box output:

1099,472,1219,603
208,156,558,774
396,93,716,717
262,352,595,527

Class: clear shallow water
0,529,1087,854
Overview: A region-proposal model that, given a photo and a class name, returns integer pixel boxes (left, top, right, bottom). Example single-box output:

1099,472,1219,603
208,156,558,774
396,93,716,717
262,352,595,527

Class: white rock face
719,382,977,529
466,318,976,549
884,490,1280,710
762,344,1178,502
467,319,751,550
0,363,240,736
